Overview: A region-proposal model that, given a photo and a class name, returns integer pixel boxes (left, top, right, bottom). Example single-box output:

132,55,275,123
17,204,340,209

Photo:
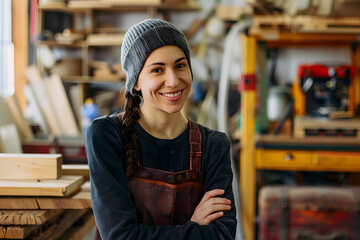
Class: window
0,0,14,97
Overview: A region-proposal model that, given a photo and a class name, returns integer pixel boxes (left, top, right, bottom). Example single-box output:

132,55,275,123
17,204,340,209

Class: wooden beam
3,225,38,239
58,211,95,240
29,209,87,240
0,153,62,180
0,191,91,210
240,35,257,240
0,175,84,197
62,164,90,181
12,0,28,111
0,210,63,225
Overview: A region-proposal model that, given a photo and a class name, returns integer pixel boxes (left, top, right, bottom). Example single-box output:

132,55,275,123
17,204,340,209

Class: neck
138,110,188,139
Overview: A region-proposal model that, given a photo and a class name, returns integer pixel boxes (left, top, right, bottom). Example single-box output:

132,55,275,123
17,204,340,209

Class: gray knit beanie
121,19,192,95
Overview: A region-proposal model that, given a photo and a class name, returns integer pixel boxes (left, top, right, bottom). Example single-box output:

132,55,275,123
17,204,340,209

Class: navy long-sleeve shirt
85,114,237,240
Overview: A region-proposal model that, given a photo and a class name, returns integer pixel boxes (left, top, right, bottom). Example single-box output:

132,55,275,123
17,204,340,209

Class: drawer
256,149,314,170
315,151,360,171
256,149,360,172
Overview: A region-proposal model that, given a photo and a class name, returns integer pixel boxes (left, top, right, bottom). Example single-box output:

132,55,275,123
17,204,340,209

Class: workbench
239,15,360,240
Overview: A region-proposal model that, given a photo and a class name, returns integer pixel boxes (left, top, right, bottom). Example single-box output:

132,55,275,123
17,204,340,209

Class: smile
161,90,182,98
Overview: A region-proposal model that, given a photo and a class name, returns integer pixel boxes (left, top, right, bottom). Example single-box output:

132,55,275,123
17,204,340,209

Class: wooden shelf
64,0,200,11
61,75,124,84
36,41,87,47
250,15,360,47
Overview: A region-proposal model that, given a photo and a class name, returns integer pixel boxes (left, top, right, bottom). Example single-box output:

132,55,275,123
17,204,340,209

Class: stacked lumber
0,154,94,239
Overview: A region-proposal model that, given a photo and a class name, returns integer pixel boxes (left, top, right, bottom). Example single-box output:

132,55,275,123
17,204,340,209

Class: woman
86,19,237,239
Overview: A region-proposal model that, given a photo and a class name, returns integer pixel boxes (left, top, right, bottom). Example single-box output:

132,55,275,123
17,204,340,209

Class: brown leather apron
95,119,203,239
127,120,203,225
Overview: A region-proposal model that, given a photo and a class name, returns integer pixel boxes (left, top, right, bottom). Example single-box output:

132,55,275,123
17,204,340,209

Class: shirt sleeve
86,116,237,240
199,128,238,239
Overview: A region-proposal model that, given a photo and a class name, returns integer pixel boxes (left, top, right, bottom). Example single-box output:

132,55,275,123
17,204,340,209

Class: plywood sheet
0,210,63,225
0,175,83,197
0,153,62,180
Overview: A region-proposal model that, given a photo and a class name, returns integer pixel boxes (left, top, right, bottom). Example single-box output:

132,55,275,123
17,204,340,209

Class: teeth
162,91,181,97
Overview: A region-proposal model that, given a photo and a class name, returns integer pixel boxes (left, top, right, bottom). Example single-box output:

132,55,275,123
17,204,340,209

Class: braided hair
120,91,142,179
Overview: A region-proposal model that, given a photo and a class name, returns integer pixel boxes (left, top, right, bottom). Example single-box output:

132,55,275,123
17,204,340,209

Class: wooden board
87,33,124,46
26,66,63,136
1,225,38,239
28,209,88,240
0,153,62,180
294,116,360,138
58,211,95,240
4,95,34,140
37,191,92,209
0,175,83,197
0,191,91,210
81,181,90,192
0,210,63,225
0,226,5,238
45,74,80,137
251,15,360,35
23,84,50,136
62,164,90,181
0,124,22,153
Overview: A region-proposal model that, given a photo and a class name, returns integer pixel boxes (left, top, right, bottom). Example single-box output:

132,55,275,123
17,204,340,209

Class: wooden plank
86,33,124,46
0,226,5,238
4,95,34,140
81,181,90,192
45,74,80,136
30,210,87,240
294,116,360,138
0,186,91,210
37,191,91,209
26,66,63,136
62,164,90,181
4,225,38,239
0,153,62,180
0,210,63,225
0,124,22,153
0,197,39,210
0,175,83,197
58,211,95,240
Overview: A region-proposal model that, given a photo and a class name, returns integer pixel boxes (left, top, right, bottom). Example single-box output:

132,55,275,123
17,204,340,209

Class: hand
190,189,231,225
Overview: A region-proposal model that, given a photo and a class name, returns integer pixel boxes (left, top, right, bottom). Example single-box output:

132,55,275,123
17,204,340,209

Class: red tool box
259,186,360,240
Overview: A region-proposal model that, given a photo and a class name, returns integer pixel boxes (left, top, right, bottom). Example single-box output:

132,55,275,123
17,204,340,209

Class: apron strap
189,120,202,171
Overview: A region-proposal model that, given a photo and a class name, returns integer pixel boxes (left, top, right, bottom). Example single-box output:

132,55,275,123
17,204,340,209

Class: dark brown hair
121,91,141,179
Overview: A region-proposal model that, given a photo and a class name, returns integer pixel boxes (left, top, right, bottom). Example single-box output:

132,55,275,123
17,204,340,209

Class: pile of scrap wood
0,153,93,240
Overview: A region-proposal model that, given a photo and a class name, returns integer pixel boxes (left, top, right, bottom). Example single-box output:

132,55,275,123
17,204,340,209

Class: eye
175,63,186,69
151,68,163,73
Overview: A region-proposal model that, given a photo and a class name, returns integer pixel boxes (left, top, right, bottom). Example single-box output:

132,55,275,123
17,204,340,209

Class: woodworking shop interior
1,0,360,239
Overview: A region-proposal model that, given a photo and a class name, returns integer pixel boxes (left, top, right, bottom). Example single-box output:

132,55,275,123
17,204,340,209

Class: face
134,45,192,115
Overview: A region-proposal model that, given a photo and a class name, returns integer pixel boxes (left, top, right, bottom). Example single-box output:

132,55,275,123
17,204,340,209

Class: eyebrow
146,57,186,68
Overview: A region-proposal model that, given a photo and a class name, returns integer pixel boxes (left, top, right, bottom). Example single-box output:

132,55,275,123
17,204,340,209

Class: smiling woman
85,19,237,240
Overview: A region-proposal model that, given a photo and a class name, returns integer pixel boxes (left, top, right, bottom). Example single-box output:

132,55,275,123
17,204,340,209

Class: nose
164,69,179,88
